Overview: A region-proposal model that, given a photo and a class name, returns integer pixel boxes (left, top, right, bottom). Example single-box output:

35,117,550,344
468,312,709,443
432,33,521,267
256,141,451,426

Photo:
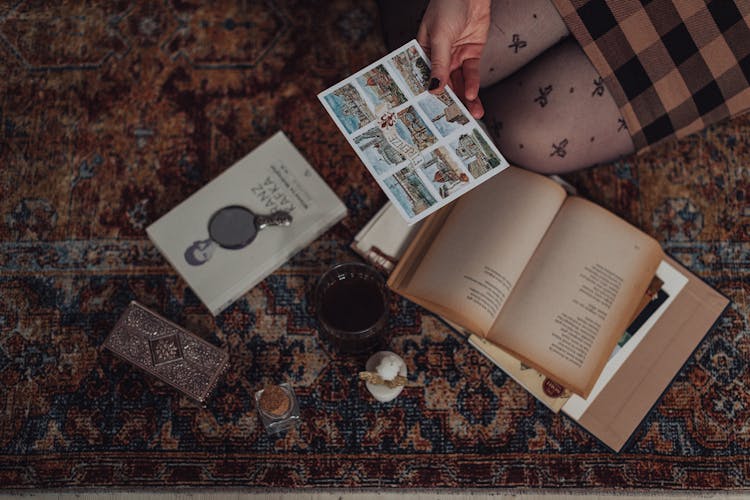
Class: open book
364,168,726,450
388,166,667,398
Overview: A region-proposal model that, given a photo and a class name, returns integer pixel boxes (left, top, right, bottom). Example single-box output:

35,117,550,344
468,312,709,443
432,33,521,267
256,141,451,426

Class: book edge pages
351,202,422,274
563,256,728,451
468,334,569,413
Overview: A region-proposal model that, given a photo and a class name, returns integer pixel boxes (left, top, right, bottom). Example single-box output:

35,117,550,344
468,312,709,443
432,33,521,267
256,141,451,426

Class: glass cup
314,262,389,354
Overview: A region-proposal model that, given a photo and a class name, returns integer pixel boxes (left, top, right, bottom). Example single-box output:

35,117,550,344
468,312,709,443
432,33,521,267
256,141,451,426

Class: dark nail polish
428,78,440,91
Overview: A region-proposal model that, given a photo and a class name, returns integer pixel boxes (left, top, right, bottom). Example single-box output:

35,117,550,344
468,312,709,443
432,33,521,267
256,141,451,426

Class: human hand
417,0,491,118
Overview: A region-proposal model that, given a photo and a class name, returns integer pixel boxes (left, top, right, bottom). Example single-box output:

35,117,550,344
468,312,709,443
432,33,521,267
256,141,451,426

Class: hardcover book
319,40,509,225
351,201,423,274
147,131,347,315
382,166,728,451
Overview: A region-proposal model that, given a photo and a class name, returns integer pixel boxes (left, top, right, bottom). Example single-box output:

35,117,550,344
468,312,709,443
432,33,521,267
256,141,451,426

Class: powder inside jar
259,384,291,417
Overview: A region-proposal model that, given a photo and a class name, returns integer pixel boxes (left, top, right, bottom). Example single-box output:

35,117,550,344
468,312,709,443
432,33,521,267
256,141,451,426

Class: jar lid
259,385,291,417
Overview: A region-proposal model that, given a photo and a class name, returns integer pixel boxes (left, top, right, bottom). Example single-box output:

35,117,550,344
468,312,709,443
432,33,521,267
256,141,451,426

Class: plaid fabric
552,0,750,152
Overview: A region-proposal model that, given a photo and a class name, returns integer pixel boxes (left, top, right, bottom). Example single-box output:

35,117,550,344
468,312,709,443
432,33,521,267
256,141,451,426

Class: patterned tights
479,0,635,173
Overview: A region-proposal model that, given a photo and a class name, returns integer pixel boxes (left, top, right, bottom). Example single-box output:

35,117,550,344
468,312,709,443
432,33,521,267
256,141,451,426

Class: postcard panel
319,40,509,224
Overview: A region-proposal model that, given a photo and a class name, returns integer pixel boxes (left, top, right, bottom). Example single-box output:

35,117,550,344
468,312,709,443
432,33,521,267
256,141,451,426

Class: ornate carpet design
1,0,749,491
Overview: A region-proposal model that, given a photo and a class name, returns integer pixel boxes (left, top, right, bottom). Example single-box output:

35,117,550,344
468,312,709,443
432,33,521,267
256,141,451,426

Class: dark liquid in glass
319,277,385,332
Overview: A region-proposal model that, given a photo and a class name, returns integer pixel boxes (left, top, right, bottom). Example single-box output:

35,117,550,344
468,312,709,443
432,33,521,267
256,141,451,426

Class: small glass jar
254,383,300,435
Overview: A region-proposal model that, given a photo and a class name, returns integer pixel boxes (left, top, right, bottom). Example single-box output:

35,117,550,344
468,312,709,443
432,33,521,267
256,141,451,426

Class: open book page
468,269,675,414
562,259,688,419
488,197,664,397
389,167,567,335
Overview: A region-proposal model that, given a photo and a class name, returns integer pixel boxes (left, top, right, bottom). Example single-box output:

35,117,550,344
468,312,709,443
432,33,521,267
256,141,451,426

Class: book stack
355,168,727,452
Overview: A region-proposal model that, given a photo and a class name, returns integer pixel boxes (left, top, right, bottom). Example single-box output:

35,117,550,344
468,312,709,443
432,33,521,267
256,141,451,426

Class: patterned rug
1,0,749,491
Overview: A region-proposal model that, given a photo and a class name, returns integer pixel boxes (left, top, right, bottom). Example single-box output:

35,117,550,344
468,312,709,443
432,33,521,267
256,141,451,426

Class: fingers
450,67,485,119
468,96,485,119
416,23,449,94
427,36,452,94
462,58,481,102
416,21,429,52
462,57,484,118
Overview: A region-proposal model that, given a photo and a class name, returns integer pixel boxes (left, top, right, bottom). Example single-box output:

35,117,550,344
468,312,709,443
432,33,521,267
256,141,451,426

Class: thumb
428,37,452,93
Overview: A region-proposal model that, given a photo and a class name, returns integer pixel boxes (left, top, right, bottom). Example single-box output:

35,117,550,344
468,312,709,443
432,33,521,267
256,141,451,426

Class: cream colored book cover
147,131,347,315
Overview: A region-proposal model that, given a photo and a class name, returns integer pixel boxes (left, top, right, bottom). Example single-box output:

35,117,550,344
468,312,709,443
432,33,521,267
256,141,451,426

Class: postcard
318,40,510,224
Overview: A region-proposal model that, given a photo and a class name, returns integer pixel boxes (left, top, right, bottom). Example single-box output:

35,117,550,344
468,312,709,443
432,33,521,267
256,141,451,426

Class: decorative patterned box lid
103,301,229,404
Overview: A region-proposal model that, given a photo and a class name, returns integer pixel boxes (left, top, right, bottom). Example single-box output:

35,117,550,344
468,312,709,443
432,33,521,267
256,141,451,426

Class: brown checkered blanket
553,0,750,151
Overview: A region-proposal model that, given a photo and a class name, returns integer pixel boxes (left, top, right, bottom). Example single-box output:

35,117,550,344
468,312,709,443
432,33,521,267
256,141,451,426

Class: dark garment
552,0,750,152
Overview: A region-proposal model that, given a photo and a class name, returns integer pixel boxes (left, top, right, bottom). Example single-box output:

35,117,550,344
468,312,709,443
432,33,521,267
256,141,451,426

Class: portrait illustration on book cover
184,205,292,266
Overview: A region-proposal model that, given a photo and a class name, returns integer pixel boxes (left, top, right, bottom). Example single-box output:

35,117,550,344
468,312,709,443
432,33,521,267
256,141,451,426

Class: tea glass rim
314,262,389,337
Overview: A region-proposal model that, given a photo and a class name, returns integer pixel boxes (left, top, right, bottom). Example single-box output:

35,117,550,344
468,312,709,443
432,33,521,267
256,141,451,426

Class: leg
481,39,635,174
480,0,569,87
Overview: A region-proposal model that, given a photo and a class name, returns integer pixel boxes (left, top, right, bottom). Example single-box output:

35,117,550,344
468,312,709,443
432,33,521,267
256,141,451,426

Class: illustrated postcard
318,40,509,225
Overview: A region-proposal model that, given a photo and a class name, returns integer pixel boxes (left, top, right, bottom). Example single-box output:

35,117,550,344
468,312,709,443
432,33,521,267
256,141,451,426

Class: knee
481,103,580,174
480,89,638,174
